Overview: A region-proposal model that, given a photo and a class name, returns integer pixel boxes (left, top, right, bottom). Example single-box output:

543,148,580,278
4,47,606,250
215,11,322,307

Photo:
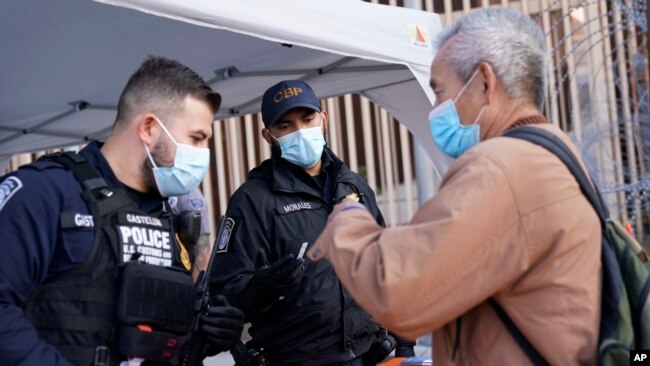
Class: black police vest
23,152,187,366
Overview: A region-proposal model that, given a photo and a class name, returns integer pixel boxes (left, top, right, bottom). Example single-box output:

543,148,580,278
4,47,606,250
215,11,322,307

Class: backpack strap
503,126,608,224
488,299,548,366
492,126,608,366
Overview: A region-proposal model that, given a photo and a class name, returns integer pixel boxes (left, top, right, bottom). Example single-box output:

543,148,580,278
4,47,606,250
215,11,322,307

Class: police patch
0,176,23,212
216,217,235,253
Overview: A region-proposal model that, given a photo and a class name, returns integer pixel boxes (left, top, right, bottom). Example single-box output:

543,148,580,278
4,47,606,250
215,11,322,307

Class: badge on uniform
216,217,235,254
0,176,23,212
345,192,360,202
176,234,192,271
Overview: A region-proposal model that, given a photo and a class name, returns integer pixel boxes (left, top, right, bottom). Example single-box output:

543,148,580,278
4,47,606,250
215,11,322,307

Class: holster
361,330,397,365
231,341,268,366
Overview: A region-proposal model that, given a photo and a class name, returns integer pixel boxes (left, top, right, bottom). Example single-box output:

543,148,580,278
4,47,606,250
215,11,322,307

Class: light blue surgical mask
269,119,325,169
145,118,210,197
429,70,486,159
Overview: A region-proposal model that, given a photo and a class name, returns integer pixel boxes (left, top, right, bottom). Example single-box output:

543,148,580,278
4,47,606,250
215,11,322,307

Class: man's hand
200,295,245,356
253,251,306,299
327,198,367,224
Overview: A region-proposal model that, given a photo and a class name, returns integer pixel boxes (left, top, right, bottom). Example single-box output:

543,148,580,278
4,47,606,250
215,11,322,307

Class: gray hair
433,7,549,109
115,56,221,129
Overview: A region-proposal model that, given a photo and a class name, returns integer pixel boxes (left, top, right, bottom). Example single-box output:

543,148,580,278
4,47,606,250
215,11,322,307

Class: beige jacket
309,121,601,365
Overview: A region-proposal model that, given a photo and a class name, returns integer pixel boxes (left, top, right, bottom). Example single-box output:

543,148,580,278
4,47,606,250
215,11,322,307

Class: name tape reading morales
277,201,321,215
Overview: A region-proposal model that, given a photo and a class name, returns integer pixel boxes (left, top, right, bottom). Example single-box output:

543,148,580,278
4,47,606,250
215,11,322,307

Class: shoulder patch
216,217,236,253
0,176,23,212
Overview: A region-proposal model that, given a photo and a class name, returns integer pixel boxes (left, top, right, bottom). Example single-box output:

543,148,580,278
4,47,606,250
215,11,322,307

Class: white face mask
144,118,210,197
268,120,325,169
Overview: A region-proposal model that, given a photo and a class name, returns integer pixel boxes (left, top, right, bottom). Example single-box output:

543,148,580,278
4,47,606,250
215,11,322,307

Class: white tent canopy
0,0,452,176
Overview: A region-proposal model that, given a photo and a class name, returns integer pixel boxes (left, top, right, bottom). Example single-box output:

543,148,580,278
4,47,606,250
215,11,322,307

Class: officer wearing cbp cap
209,80,414,365
0,56,244,366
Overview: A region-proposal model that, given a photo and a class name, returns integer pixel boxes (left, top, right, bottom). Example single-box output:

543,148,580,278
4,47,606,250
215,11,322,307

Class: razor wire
543,0,649,236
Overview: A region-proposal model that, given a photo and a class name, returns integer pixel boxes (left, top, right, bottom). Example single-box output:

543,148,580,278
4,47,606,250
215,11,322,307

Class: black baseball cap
261,80,321,128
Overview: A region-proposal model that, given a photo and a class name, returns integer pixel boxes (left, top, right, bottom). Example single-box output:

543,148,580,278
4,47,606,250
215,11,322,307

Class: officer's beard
142,139,174,194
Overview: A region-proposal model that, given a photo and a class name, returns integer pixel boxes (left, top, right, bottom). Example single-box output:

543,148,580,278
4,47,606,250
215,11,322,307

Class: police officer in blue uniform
0,56,244,366
210,80,415,365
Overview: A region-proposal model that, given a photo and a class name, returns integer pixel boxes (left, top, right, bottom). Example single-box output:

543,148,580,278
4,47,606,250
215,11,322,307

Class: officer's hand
394,334,416,357
395,344,416,357
253,252,306,298
200,295,245,356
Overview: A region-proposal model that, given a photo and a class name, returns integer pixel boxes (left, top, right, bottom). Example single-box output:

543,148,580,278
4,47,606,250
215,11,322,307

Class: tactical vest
23,152,194,366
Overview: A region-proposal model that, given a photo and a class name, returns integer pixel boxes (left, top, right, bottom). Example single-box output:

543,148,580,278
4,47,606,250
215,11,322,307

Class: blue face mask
429,70,486,159
145,118,210,197
270,119,325,169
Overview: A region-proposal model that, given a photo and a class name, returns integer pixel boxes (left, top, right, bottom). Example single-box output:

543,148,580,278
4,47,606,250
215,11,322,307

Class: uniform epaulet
39,152,108,192
19,159,67,172
37,152,132,215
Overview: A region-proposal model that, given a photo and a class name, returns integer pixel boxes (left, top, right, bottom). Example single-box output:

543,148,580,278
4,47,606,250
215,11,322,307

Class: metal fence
384,0,650,247
6,0,649,248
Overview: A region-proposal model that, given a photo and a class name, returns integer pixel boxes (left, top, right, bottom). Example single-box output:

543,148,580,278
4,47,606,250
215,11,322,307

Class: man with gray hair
307,7,601,365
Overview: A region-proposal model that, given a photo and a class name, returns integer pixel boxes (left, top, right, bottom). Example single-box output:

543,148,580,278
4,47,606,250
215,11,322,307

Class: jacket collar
484,114,549,140
79,140,163,212
249,147,355,196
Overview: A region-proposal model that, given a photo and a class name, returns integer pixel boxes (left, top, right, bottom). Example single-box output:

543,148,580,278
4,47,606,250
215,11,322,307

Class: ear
478,62,497,105
138,114,159,147
321,110,329,130
261,128,272,145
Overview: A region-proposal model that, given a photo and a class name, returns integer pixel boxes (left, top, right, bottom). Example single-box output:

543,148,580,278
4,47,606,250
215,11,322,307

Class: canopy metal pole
0,107,78,146
211,64,407,81
219,57,355,115
0,125,86,140
405,0,437,206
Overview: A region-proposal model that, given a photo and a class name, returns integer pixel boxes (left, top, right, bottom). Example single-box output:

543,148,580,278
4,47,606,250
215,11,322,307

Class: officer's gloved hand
362,331,397,365
253,250,306,299
200,295,245,356
394,335,416,357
